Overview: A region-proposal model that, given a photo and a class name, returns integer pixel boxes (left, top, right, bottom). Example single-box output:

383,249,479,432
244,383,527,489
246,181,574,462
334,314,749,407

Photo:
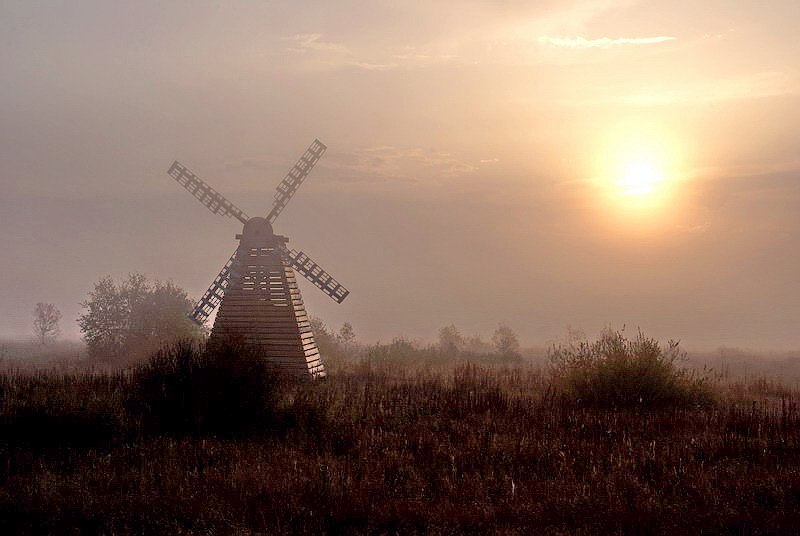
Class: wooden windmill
167,139,348,378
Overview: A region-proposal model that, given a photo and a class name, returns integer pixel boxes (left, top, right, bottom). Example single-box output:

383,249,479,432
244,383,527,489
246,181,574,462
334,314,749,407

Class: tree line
32,274,524,366
30,274,202,363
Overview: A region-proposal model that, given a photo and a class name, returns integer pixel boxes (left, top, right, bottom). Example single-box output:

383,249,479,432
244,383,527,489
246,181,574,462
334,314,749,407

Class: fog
2,1,799,349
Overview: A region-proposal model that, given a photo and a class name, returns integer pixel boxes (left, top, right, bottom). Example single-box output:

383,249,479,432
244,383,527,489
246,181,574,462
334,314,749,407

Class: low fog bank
5,325,800,385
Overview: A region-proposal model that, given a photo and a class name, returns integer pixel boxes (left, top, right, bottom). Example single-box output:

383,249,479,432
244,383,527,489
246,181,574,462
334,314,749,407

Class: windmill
167,139,348,378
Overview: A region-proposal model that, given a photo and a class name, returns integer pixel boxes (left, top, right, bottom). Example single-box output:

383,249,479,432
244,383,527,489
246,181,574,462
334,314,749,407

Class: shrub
549,329,715,409
129,340,285,437
364,337,434,367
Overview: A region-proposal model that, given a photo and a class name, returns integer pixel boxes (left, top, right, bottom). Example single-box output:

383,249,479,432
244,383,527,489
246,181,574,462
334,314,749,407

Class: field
2,338,800,535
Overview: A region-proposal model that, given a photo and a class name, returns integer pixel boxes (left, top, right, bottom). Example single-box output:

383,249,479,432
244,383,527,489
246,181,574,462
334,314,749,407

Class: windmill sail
284,249,350,304
266,139,327,224
168,161,249,224
189,248,241,325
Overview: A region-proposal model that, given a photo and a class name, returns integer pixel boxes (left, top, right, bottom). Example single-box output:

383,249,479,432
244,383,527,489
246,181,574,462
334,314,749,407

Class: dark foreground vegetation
2,334,800,534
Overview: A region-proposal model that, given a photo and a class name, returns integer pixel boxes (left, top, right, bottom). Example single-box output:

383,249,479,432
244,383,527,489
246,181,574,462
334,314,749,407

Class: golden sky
1,1,799,348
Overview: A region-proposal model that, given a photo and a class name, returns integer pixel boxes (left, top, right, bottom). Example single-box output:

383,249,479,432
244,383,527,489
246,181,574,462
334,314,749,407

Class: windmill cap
238,217,279,243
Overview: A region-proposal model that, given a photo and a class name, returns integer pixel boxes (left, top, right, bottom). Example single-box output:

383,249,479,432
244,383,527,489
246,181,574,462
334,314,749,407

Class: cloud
275,3,660,71
677,221,712,234
695,164,800,209
280,35,459,71
324,146,480,184
441,163,478,177
280,33,408,72
555,71,799,107
391,47,459,67
537,35,676,48
615,71,798,106
281,33,347,54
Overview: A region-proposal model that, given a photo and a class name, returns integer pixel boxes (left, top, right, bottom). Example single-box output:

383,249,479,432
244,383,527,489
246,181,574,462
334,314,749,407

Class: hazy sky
2,1,799,349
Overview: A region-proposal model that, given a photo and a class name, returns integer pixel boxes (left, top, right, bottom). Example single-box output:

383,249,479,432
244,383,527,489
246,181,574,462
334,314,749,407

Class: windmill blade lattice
168,161,249,224
284,248,350,304
266,139,327,224
189,248,241,325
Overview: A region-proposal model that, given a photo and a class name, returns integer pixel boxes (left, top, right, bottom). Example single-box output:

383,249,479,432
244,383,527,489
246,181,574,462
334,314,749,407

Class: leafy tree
438,324,465,355
336,322,356,346
309,315,344,362
32,302,62,345
78,274,202,364
463,333,492,356
565,324,587,345
491,323,520,358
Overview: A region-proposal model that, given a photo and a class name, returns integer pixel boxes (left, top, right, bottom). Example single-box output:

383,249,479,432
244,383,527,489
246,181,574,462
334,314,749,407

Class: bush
549,329,715,409
129,340,285,437
364,337,433,366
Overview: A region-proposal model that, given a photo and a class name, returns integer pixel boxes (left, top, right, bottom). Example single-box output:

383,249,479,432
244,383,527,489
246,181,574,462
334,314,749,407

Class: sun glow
588,124,687,233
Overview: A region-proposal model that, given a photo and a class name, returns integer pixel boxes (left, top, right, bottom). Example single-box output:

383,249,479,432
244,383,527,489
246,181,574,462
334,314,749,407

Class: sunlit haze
2,1,799,349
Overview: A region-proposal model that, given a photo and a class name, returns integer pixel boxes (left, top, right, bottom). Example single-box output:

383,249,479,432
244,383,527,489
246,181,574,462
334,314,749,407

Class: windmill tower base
210,219,325,378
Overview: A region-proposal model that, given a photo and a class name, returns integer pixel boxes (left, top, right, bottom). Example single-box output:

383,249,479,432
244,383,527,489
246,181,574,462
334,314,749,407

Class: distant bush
129,340,285,437
364,337,436,368
549,329,715,409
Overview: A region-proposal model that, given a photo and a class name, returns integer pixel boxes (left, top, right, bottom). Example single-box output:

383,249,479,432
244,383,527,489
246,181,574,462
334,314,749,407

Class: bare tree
32,302,62,345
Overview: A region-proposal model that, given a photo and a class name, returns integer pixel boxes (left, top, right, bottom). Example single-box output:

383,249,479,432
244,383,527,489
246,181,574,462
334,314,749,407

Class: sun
587,125,688,234
617,158,666,196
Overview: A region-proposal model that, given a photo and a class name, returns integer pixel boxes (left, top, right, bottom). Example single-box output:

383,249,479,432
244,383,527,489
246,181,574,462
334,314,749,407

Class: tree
309,316,345,362
32,302,62,345
78,274,203,363
336,322,356,346
564,324,587,345
463,333,492,356
438,324,465,355
491,323,520,358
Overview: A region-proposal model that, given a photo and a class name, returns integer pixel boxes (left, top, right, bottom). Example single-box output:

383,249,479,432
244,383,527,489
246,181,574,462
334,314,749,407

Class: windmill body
167,140,348,378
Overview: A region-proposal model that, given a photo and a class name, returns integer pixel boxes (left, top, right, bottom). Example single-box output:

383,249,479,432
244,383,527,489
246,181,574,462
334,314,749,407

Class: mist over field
2,1,799,351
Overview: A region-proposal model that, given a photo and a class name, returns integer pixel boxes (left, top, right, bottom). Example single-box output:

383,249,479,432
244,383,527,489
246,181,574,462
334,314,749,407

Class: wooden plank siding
210,242,325,378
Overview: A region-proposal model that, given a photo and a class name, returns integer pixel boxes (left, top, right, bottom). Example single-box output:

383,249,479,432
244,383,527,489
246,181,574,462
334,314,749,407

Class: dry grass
1,342,800,534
